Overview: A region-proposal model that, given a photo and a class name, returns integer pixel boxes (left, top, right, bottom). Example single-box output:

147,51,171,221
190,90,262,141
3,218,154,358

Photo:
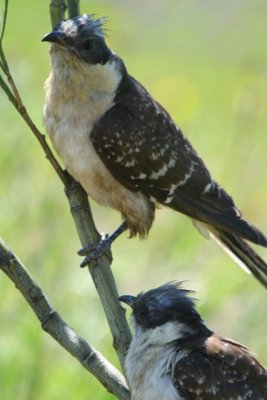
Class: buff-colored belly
43,57,154,236
45,108,154,236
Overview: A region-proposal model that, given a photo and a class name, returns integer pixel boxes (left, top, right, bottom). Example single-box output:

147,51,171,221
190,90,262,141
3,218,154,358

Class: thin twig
0,239,130,400
0,73,16,107
0,0,8,42
0,43,69,185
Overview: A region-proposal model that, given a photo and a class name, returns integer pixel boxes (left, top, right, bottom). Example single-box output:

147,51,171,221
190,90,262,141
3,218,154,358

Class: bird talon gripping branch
78,236,112,267
79,242,112,268
77,244,95,257
78,235,112,268
42,14,267,286
79,222,127,267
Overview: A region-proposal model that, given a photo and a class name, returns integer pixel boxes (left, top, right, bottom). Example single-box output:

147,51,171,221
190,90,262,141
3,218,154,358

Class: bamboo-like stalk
49,0,67,28
67,0,80,18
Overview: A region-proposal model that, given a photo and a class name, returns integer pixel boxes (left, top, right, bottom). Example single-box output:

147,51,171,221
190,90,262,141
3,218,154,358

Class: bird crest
56,14,107,39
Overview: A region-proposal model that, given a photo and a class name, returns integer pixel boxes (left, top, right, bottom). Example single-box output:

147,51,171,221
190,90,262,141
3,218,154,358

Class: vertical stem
49,0,67,28
0,0,8,42
48,0,132,372
67,0,80,18
65,182,132,371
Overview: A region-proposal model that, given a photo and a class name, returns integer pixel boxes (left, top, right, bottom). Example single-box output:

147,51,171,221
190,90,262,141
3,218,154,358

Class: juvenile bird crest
137,281,197,315
56,14,107,39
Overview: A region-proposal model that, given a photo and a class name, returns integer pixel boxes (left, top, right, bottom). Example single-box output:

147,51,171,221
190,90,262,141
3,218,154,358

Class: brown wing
92,77,212,198
91,74,267,246
174,335,267,399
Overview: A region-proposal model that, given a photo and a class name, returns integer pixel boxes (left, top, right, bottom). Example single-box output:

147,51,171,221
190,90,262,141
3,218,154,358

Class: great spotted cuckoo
42,15,267,287
119,282,267,400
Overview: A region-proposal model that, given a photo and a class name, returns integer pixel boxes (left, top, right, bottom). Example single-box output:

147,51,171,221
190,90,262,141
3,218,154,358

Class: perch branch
0,239,130,400
65,181,132,369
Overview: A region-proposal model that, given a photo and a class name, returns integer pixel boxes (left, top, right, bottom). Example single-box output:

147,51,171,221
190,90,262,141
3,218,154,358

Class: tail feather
170,190,267,247
211,229,267,289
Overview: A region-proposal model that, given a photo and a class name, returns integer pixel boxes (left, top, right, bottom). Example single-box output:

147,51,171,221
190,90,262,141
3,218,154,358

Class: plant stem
49,0,67,28
65,182,132,370
67,0,80,18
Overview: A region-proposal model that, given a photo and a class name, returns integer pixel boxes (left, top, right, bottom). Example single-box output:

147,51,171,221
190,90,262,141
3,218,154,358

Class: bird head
119,282,209,342
42,14,112,65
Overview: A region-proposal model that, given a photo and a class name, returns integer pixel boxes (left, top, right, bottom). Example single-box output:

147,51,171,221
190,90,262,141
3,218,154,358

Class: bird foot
78,233,113,267
78,221,128,268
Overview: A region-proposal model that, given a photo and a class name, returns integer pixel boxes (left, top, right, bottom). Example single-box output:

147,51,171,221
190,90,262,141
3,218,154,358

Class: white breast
126,342,182,400
43,49,154,235
125,322,189,400
44,54,120,205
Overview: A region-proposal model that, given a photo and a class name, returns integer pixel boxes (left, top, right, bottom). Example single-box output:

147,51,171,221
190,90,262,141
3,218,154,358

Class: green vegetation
0,1,266,399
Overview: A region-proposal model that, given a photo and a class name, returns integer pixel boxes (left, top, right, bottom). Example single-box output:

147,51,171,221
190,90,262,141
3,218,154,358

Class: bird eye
139,306,147,317
83,39,93,50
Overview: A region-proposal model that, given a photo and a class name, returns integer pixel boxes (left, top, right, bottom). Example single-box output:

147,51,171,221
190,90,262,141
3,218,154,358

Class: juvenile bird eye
83,39,93,50
139,307,147,317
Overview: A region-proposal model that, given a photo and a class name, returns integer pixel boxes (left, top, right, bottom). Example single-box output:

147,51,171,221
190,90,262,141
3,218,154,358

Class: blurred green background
0,0,267,399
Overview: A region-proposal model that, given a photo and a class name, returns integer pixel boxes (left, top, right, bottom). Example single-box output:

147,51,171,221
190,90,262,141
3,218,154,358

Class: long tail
210,229,267,289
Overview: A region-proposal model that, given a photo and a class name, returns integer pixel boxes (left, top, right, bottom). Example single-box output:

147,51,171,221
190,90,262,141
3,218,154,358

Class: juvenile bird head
42,14,112,65
119,282,210,342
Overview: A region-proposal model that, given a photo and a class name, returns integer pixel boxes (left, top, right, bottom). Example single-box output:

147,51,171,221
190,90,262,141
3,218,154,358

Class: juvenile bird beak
118,295,136,308
42,31,64,44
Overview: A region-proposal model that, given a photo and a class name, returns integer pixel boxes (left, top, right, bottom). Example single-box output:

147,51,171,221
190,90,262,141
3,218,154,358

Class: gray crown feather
57,14,107,39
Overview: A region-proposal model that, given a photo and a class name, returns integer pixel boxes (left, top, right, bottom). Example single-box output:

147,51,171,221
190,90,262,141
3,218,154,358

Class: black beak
41,31,63,43
118,295,136,308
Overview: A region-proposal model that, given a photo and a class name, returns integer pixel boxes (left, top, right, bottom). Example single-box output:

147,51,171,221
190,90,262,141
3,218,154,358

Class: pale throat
48,46,122,101
133,320,196,346
44,47,122,154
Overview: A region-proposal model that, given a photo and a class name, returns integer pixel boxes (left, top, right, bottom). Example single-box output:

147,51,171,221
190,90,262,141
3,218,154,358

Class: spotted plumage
119,282,267,400
43,15,267,285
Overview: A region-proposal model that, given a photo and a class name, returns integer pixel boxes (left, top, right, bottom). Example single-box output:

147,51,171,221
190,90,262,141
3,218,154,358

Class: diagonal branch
0,239,130,400
0,73,16,106
0,40,68,185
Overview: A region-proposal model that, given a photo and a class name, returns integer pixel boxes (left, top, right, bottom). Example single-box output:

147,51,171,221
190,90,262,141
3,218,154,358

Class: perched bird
119,282,267,400
42,15,267,286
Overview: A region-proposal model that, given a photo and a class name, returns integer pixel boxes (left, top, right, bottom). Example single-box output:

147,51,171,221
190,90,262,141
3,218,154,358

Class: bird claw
78,222,128,267
78,233,112,267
